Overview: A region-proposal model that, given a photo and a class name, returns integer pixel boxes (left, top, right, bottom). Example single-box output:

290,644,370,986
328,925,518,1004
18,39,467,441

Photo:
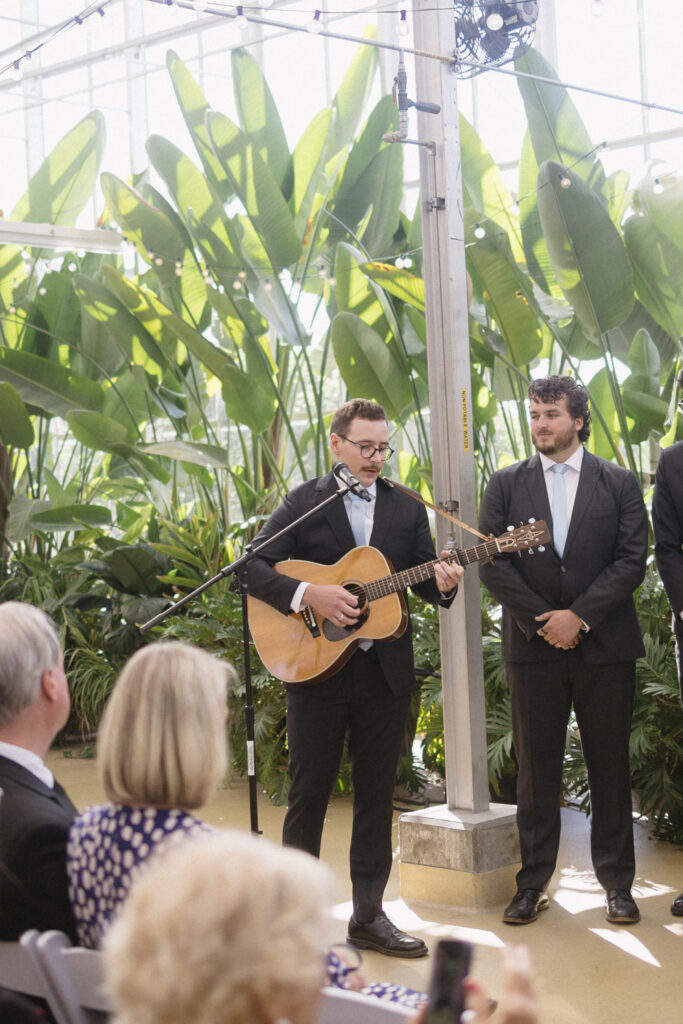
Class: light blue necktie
551,463,569,557
348,492,367,547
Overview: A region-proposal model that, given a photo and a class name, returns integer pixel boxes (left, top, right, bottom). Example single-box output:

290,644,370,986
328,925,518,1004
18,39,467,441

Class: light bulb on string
560,176,571,189
193,0,208,12
234,5,248,30
591,0,605,15
653,179,664,194
308,10,323,34
398,10,410,38
474,224,486,239
11,59,22,80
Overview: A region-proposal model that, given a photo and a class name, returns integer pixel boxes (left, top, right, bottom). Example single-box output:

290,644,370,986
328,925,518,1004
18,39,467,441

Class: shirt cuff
291,581,309,613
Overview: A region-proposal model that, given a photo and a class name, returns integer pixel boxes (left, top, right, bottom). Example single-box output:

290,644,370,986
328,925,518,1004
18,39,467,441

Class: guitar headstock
496,520,551,552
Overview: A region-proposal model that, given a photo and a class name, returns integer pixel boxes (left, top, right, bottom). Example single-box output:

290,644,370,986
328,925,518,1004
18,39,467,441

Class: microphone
332,461,372,502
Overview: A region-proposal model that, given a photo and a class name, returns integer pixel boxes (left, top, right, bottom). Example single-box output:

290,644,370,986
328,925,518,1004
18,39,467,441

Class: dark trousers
507,652,636,893
282,646,412,922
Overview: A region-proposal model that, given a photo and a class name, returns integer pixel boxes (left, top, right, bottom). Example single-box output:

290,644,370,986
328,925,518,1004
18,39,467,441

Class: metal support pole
412,0,489,813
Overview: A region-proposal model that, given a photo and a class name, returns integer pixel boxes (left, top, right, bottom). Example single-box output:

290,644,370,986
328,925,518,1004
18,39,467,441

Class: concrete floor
49,752,683,1024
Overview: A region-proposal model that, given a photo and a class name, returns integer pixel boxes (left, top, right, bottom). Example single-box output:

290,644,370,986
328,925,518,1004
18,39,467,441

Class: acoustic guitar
247,520,550,685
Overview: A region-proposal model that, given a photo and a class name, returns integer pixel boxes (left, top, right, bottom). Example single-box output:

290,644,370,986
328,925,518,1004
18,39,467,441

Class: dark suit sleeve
569,469,648,629
244,490,306,615
479,470,551,639
652,448,683,617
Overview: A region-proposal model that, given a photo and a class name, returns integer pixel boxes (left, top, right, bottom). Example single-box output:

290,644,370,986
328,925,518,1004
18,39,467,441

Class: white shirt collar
539,445,584,474
0,740,54,789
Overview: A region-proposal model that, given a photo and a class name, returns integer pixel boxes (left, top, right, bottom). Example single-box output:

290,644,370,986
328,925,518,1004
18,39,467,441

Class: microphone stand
139,483,359,835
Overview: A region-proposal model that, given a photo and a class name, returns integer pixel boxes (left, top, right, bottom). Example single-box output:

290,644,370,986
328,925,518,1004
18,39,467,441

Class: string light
193,0,208,12
474,224,486,239
398,10,410,38
560,176,572,188
653,179,664,194
234,5,248,30
591,0,605,15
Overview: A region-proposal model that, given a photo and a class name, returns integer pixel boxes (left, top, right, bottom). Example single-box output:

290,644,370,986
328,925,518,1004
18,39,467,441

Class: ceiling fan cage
453,1,539,78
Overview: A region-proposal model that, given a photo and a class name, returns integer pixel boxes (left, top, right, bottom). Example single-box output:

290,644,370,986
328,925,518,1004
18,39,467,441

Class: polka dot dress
67,804,211,948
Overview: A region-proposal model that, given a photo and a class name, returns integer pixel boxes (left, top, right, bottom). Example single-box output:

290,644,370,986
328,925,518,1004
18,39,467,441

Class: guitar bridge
301,605,321,638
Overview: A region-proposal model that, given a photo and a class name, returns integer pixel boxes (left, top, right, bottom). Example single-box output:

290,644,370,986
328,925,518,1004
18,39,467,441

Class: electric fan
454,1,539,77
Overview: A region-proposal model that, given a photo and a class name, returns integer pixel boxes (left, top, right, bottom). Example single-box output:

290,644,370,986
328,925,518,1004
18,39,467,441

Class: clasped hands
535,609,582,650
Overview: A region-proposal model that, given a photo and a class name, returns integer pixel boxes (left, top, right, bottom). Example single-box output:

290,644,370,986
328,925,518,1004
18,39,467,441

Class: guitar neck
365,538,499,602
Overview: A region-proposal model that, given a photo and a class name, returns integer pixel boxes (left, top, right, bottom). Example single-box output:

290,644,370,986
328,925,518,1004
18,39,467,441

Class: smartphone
423,939,473,1024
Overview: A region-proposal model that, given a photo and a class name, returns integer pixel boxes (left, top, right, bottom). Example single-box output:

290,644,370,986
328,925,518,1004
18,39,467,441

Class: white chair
34,930,111,1024
316,986,413,1024
0,928,64,1011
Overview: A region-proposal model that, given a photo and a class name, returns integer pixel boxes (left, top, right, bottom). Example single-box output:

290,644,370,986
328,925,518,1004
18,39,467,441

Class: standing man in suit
479,376,647,926
247,399,463,958
651,368,683,918
0,601,78,941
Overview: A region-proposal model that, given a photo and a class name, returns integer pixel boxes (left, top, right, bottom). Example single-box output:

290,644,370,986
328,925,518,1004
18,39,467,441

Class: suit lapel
318,472,356,550
564,449,600,557
370,478,398,546
521,454,552,525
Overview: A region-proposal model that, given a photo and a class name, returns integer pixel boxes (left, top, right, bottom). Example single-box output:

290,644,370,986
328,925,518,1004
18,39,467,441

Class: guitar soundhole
322,582,369,642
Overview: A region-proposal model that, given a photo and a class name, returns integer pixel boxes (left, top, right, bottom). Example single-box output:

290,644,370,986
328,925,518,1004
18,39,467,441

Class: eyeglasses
337,435,394,460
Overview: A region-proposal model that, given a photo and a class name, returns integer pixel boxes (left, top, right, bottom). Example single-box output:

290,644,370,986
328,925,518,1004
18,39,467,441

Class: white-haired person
66,641,235,948
105,832,332,1024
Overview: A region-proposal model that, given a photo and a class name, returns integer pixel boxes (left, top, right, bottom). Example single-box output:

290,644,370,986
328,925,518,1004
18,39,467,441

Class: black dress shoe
502,888,549,924
671,893,683,917
347,911,428,958
605,889,640,923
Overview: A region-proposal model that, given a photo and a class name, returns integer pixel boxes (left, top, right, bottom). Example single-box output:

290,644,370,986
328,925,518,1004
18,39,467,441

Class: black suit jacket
0,756,78,941
478,450,647,664
246,471,454,695
652,441,683,618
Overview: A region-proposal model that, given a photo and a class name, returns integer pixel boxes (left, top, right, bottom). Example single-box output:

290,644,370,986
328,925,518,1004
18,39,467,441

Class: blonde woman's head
105,832,332,1024
98,642,234,809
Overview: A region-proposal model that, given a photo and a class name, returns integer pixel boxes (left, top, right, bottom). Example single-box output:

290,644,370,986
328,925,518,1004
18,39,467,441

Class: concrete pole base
398,803,521,910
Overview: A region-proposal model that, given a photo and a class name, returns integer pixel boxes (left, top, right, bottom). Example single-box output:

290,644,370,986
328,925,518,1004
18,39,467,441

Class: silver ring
338,613,343,621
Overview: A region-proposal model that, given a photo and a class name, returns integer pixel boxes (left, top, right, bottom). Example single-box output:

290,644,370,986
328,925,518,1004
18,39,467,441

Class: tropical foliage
0,44,681,834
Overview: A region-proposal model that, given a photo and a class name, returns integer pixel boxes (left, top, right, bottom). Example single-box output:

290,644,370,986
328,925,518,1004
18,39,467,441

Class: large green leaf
220,362,275,434
621,329,668,439
623,215,683,343
139,440,230,468
0,348,104,418
166,51,230,202
29,504,112,532
101,173,187,287
0,382,34,447
206,111,301,268
537,161,634,337
638,174,683,255
585,367,622,460
101,265,230,380
67,410,137,451
292,108,334,238
329,29,378,155
232,48,291,193
466,227,543,367
518,129,560,296
460,114,524,265
516,49,606,193
360,263,425,311
331,312,413,419
11,111,105,226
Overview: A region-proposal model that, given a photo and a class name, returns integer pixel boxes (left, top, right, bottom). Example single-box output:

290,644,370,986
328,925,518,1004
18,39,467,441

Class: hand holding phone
423,939,473,1024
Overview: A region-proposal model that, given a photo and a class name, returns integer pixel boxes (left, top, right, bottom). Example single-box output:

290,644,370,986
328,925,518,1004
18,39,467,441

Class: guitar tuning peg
507,525,514,532
538,545,546,552
528,517,536,524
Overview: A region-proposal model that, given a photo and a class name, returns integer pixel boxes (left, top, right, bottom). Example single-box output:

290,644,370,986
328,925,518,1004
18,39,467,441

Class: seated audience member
104,832,332,1024
0,601,78,942
68,641,425,1008
67,641,235,948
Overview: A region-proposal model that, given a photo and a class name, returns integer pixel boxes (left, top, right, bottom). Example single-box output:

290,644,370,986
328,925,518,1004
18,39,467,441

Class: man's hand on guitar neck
302,583,361,626
435,550,464,594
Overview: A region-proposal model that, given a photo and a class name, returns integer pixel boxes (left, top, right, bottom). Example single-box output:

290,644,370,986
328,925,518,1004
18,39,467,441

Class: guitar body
247,547,408,685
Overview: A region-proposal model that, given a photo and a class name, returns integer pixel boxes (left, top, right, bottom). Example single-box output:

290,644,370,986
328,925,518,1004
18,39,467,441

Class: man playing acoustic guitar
247,398,463,958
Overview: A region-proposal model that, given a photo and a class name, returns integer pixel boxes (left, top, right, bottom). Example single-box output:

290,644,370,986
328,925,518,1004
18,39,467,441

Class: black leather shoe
502,888,549,924
605,889,640,923
347,911,428,958
671,893,683,917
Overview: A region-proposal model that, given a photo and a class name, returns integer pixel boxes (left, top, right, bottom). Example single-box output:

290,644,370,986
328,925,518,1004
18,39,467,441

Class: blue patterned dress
67,804,210,949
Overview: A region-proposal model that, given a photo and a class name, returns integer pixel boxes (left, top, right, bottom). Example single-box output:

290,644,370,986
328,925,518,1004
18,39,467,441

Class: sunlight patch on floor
589,928,661,966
